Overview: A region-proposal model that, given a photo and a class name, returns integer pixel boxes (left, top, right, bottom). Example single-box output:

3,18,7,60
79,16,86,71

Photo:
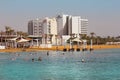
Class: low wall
0,46,5,49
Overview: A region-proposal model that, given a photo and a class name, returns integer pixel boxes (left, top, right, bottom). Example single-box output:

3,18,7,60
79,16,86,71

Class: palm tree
17,31,22,37
79,34,87,39
22,32,28,37
9,29,14,36
106,36,115,42
17,31,28,37
5,26,11,35
96,36,101,45
90,32,96,44
5,26,11,47
90,32,95,38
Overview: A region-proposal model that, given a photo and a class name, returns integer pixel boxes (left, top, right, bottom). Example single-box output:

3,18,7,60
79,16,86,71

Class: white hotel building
42,17,57,44
56,14,69,36
28,18,57,45
28,19,43,36
42,17,57,36
28,14,88,46
56,14,88,36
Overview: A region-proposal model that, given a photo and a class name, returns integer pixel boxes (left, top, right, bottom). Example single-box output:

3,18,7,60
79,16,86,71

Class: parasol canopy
72,37,82,42
17,38,30,43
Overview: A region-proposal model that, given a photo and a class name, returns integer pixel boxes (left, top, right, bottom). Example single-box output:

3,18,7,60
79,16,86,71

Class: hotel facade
28,14,88,46
28,17,58,45
42,17,57,45
28,19,43,36
56,14,88,36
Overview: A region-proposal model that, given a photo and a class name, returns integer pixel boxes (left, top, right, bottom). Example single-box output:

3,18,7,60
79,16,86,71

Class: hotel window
34,29,37,30
34,23,37,26
39,23,42,26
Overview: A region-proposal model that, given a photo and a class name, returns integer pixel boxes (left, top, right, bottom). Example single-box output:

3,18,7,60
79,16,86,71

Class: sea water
0,49,120,80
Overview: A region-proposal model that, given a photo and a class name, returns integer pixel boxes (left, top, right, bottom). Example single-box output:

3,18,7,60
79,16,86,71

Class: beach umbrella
72,37,82,42
71,37,82,49
17,38,29,43
17,38,30,49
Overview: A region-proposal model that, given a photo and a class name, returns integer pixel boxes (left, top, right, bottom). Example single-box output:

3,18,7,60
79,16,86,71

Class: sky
0,0,120,36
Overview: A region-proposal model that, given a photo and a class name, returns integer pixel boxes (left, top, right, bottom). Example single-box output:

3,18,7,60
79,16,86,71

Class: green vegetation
67,32,120,45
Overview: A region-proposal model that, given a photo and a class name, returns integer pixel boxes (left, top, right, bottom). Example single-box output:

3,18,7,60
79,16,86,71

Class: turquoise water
0,49,120,80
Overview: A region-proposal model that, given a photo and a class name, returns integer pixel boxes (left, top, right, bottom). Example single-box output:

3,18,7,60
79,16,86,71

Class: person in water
81,59,85,63
32,58,34,62
47,51,49,56
11,57,16,61
38,57,42,61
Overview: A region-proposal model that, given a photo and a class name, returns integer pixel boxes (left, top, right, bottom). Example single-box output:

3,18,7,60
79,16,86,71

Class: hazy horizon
0,0,120,37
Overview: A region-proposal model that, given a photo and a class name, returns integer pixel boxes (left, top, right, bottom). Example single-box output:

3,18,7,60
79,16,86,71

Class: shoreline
0,44,120,53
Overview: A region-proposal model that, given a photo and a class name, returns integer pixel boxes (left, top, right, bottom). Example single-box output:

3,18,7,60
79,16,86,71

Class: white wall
0,46,5,49
71,16,81,35
57,14,68,36
42,17,58,45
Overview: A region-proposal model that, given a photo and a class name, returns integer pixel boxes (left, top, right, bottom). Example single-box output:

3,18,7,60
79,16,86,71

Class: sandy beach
0,44,120,53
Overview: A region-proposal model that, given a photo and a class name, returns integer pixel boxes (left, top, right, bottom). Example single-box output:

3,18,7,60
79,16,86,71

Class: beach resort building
28,18,43,36
28,17,58,46
81,19,88,34
68,16,81,36
56,14,69,36
56,14,88,36
42,17,57,45
28,14,88,46
68,17,88,36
